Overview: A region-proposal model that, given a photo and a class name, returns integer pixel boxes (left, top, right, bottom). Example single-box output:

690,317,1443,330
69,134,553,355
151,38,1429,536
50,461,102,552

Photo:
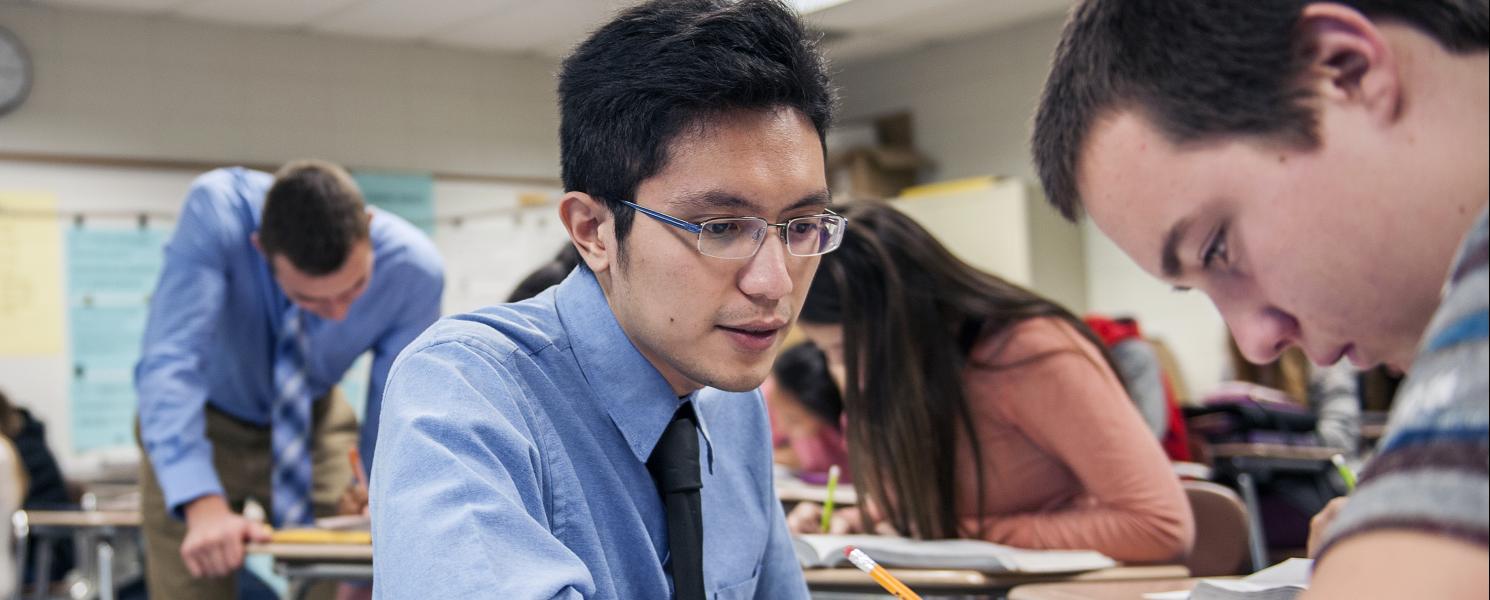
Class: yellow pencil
845,546,922,600
349,448,369,489
820,464,841,533
1331,454,1356,493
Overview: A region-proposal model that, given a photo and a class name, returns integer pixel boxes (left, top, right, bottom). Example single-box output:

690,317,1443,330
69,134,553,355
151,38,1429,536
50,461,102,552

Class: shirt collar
554,266,715,467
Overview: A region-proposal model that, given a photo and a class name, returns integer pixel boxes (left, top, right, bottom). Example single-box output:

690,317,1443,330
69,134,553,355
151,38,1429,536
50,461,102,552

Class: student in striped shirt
1030,1,1486,597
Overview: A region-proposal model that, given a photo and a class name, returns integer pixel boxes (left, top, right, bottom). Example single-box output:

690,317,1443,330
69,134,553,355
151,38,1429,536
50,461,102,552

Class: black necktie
647,403,706,600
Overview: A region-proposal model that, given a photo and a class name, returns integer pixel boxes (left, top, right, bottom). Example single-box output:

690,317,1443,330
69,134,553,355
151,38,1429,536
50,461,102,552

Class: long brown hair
1228,338,1311,405
0,388,19,439
800,200,1116,539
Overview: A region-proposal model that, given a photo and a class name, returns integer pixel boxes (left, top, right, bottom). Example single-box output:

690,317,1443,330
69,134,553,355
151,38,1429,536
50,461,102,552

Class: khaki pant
138,392,357,600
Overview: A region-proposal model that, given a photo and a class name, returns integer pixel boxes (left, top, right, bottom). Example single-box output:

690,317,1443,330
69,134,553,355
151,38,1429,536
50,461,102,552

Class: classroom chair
1182,479,1252,577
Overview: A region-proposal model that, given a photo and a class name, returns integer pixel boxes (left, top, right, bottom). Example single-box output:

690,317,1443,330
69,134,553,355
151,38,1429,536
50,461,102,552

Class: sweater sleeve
959,319,1195,563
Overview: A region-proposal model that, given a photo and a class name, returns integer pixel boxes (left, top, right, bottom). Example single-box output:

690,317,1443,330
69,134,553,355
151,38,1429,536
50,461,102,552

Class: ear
363,209,374,228
250,232,264,256
1297,3,1402,125
558,192,614,275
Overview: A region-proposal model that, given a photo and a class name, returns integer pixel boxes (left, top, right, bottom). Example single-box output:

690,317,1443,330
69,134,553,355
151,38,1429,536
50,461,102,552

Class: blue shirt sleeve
359,265,443,474
371,339,594,599
750,389,810,599
134,181,235,517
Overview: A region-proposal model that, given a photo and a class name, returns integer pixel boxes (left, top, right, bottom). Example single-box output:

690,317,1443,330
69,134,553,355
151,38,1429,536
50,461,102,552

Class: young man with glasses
1033,1,1486,597
370,1,838,598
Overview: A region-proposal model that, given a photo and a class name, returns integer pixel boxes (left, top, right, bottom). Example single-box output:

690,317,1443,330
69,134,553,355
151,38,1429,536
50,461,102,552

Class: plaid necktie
271,306,314,527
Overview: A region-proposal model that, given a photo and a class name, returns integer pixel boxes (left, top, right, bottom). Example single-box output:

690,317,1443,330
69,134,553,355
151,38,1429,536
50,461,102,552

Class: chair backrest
1182,479,1252,577
0,436,26,598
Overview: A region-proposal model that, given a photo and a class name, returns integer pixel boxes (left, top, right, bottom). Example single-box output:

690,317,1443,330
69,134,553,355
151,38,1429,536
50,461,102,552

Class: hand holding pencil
337,448,371,517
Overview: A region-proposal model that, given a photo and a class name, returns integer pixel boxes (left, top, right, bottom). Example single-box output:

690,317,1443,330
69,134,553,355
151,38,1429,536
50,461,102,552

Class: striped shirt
1317,208,1489,555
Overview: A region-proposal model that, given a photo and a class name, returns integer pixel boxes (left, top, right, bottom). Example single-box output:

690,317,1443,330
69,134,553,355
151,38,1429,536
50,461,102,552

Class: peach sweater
951,318,1194,563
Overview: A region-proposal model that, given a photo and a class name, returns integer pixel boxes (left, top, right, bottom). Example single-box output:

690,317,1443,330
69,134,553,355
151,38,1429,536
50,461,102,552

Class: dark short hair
507,244,583,303
258,160,370,275
558,0,836,254
772,342,843,426
1033,0,1489,221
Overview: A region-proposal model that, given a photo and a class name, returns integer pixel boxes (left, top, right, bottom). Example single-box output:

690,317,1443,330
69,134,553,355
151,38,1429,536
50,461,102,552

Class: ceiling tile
173,0,364,28
427,0,615,54
44,0,193,12
310,0,519,41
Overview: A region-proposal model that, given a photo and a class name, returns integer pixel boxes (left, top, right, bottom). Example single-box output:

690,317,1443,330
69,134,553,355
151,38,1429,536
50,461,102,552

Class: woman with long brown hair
787,201,1192,563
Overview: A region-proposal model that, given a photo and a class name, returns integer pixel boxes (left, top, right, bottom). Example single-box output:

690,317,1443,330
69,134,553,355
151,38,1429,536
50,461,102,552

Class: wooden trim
0,150,562,187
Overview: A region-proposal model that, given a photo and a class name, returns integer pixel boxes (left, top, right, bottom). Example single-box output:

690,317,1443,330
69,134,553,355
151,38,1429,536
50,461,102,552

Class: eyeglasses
620,200,848,260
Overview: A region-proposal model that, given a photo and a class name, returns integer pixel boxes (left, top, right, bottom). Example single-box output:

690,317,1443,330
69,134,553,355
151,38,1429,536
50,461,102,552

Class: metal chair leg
96,541,113,600
1235,472,1270,573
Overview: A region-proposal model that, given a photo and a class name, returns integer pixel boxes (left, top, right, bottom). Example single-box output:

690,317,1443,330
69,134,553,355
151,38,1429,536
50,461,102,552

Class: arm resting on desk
959,320,1194,563
136,184,234,518
1303,530,1488,599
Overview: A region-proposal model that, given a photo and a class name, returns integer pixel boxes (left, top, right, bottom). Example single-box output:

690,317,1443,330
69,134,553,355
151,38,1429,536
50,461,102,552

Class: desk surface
247,542,372,563
1008,578,1200,600
21,509,141,528
1210,443,1343,461
803,564,1189,593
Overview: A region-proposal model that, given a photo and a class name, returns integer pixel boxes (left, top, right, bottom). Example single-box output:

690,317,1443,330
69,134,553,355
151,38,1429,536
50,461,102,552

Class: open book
793,534,1117,573
1145,558,1312,600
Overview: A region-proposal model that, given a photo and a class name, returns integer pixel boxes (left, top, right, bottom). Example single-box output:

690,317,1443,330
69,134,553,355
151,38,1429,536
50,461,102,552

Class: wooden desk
247,542,372,600
803,565,1189,595
21,510,140,528
1008,578,1200,600
13,509,142,600
1209,443,1343,461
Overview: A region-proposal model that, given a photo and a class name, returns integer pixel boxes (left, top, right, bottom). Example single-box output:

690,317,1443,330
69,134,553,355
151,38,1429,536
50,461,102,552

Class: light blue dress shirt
135,167,444,516
371,266,809,599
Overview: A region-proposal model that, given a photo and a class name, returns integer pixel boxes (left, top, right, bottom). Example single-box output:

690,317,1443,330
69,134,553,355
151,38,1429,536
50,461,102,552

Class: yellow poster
0,192,64,355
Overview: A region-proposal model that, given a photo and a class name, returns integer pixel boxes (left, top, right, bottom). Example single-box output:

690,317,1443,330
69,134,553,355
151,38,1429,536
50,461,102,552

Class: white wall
1082,221,1228,400
834,15,1229,394
0,3,561,178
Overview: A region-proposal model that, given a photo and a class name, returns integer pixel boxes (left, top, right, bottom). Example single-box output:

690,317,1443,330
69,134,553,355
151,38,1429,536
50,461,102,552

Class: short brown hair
1032,0,1489,221
258,160,369,275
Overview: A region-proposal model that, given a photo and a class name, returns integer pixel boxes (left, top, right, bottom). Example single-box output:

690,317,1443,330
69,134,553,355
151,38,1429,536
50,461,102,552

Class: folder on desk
793,534,1116,573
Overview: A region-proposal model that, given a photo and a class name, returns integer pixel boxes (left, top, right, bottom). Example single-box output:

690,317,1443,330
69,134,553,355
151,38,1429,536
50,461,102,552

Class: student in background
0,431,20,597
765,342,849,478
1084,315,1192,461
1032,1,1487,596
506,244,582,303
371,1,840,597
0,388,74,589
787,201,1193,564
134,161,444,599
1221,341,1362,455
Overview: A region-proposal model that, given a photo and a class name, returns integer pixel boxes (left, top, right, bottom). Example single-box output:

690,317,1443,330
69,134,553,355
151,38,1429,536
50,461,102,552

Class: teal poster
68,225,167,452
352,171,436,235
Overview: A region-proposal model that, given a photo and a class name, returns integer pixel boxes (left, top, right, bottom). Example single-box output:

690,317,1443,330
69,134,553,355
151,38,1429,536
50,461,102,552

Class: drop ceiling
21,0,1073,64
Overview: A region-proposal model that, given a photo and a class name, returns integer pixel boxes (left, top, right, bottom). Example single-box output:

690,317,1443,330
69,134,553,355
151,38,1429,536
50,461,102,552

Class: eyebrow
670,189,833,217
294,274,367,303
1161,217,1191,279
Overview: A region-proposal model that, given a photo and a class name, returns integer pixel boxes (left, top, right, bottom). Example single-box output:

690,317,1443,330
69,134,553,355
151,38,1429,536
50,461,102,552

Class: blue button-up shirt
371,266,808,599
135,167,444,516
